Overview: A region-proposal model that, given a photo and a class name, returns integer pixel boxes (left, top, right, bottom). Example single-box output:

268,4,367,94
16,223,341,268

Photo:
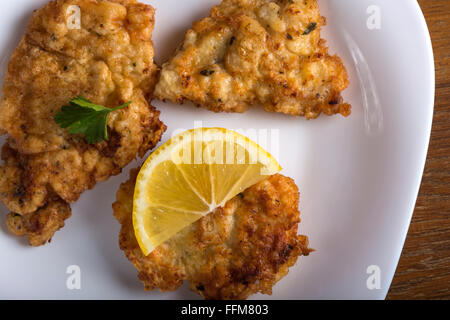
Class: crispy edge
5,195,71,246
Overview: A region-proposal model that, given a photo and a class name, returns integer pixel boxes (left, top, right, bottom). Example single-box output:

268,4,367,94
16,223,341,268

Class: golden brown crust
6,195,71,246
0,0,166,244
155,0,351,119
113,169,311,300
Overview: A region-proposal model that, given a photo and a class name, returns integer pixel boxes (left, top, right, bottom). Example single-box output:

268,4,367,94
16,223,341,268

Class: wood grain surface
386,0,450,300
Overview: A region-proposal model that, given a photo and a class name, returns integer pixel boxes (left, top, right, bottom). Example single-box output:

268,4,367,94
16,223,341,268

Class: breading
113,169,311,300
155,0,351,119
5,195,71,247
0,0,166,245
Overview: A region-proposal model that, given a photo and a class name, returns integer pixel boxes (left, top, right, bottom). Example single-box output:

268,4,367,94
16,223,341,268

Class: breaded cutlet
113,169,311,300
155,0,350,119
0,0,166,245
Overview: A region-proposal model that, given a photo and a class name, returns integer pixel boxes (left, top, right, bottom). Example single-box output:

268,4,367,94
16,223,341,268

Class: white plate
0,0,434,299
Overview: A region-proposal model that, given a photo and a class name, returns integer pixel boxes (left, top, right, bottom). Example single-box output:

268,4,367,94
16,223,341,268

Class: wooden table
386,0,450,300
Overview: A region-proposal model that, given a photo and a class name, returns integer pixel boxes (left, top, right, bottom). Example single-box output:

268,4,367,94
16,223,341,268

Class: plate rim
383,0,435,298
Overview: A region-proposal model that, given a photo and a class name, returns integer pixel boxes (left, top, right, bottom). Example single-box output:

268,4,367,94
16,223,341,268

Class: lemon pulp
133,128,281,255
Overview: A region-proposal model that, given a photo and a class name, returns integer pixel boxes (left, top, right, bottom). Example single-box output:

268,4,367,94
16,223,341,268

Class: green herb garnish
302,22,317,35
54,95,131,144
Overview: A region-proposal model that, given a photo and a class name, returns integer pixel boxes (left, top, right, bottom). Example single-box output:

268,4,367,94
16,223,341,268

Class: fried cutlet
0,0,166,245
155,0,350,119
113,169,311,300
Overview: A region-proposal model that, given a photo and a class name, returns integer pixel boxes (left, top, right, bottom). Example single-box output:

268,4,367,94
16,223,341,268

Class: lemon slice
133,127,281,255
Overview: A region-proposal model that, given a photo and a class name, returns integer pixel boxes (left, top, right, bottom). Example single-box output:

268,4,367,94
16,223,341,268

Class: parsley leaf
54,95,131,144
